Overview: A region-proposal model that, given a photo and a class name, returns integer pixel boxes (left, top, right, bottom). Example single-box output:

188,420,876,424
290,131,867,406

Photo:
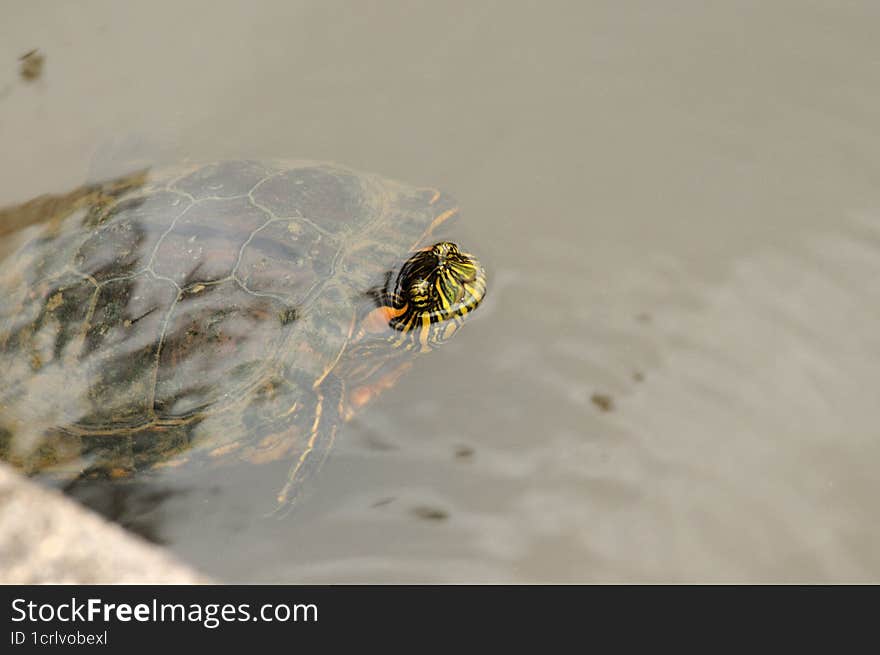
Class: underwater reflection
0,161,486,517
62,477,188,546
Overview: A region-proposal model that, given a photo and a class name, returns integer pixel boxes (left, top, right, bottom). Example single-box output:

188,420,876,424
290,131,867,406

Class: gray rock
0,463,209,584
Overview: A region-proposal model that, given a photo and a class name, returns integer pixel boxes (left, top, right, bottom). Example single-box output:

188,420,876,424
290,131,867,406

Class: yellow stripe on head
374,241,486,350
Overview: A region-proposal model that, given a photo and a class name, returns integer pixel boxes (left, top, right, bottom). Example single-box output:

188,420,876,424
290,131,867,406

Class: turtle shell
0,160,462,481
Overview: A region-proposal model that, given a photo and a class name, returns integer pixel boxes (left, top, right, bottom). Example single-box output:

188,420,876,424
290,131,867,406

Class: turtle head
364,242,486,353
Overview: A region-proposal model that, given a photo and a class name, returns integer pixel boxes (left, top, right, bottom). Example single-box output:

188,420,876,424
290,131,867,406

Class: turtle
0,160,486,508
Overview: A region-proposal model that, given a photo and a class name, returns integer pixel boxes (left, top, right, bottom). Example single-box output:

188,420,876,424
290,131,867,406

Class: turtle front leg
273,374,345,514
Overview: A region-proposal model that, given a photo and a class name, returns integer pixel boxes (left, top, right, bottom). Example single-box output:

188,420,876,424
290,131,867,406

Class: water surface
2,1,880,582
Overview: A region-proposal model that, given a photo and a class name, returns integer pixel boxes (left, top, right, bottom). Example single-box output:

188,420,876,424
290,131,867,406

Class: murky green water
3,1,880,582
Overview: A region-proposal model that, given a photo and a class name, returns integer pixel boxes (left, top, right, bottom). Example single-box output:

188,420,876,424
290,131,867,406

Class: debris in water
411,505,449,521
19,49,45,82
454,445,474,460
590,392,614,412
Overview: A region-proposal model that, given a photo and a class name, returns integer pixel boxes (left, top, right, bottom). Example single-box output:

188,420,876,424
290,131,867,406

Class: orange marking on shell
108,467,131,479
151,457,189,470
246,447,286,465
362,305,407,335
258,433,283,449
246,433,294,464
348,361,413,412
350,385,373,410
209,442,242,458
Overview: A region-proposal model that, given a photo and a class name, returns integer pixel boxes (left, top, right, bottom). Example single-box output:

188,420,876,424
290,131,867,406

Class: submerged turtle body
0,160,486,505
